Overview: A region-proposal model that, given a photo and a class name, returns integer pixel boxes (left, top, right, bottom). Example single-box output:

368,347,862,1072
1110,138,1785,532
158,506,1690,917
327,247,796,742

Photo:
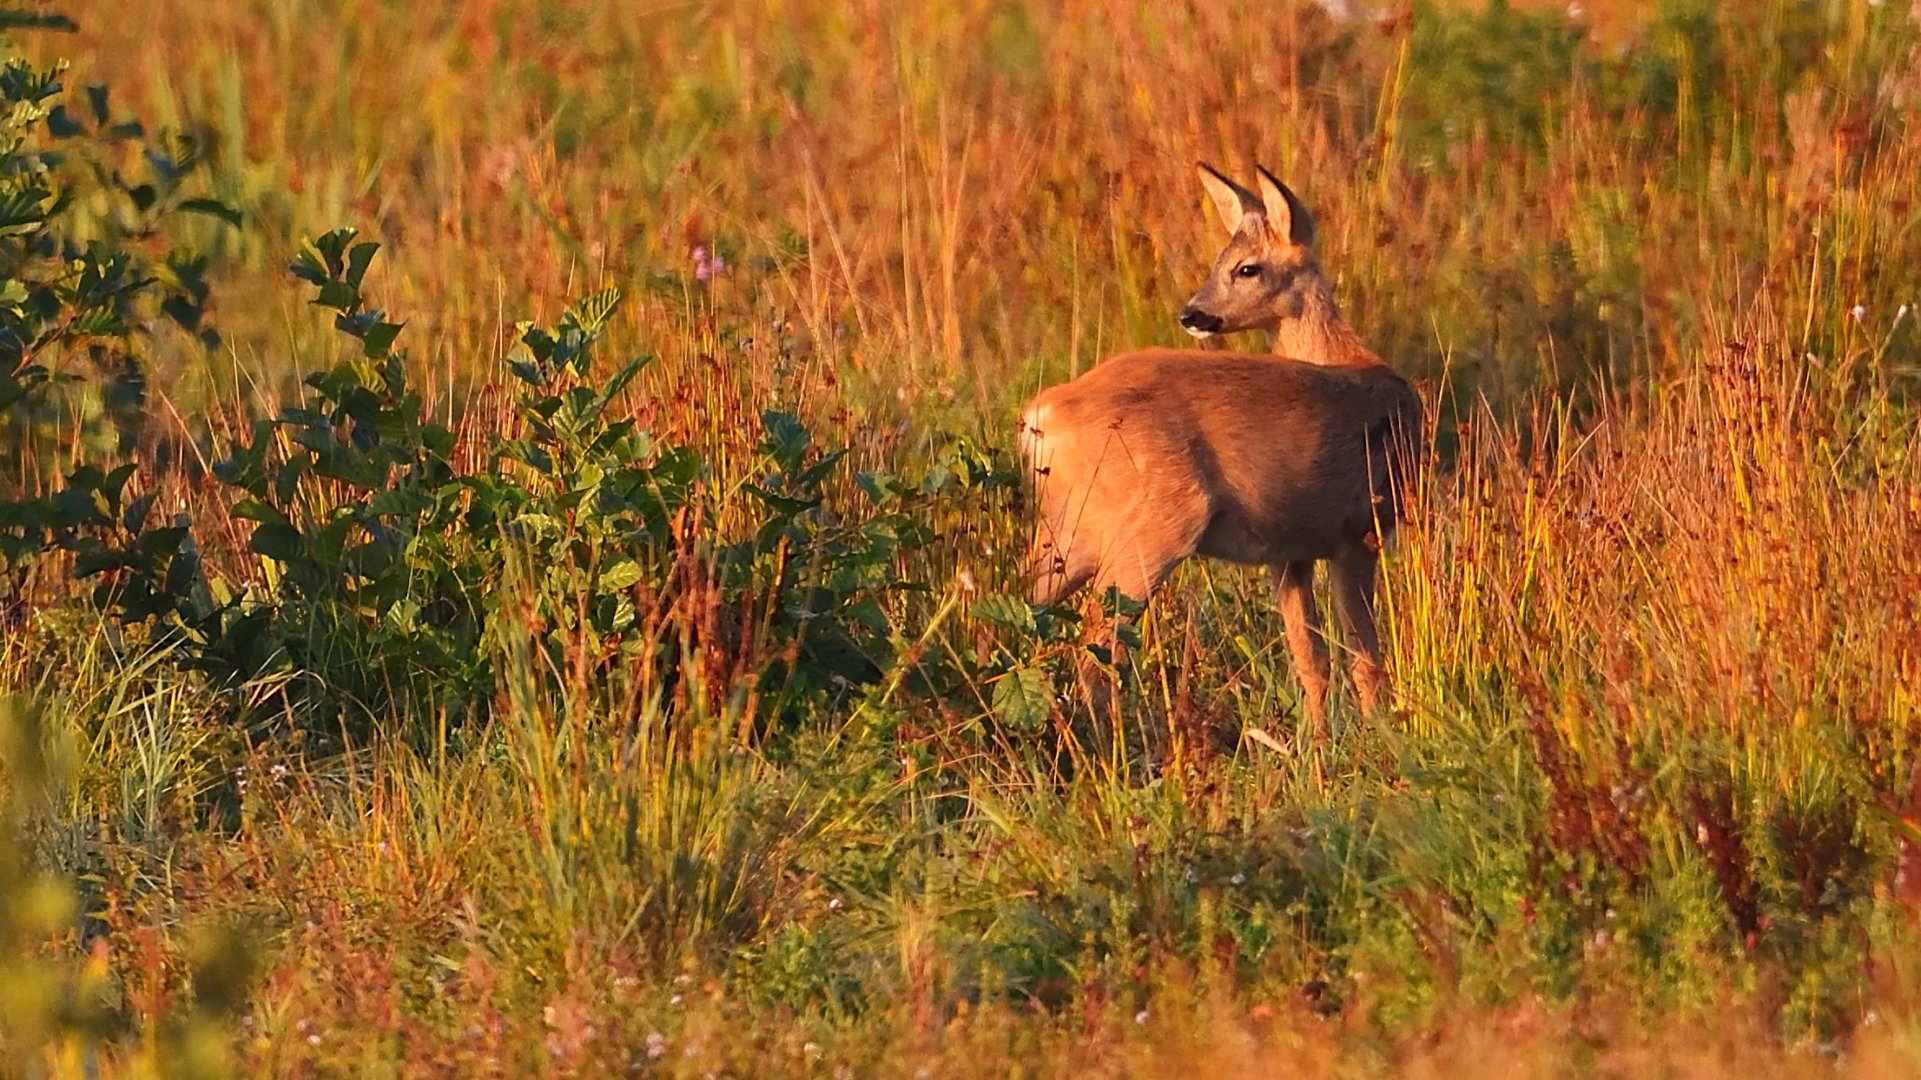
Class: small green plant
0,40,227,618
1,694,256,1078
205,229,476,728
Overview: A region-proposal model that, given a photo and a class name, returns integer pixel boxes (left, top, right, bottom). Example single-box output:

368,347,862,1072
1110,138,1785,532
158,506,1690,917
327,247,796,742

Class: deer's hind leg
1024,462,1099,605
1328,542,1388,715
1273,560,1332,733
1026,535,1094,605
1071,495,1205,727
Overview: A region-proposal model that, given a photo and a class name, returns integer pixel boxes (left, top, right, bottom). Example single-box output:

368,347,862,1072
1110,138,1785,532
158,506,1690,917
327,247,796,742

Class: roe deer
1019,164,1421,730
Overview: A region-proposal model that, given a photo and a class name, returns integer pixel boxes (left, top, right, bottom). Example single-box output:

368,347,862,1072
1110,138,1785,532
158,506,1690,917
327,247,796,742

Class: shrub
0,44,226,622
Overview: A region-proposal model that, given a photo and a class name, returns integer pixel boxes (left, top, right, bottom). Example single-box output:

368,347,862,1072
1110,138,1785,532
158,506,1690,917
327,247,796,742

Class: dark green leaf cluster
0,43,232,613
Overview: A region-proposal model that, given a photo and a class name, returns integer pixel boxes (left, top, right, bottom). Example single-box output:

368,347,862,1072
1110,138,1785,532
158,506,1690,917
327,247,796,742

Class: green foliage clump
53,226,977,739
0,47,225,617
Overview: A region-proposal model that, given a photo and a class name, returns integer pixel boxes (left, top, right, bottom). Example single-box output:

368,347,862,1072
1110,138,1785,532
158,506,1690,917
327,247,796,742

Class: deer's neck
1266,282,1382,368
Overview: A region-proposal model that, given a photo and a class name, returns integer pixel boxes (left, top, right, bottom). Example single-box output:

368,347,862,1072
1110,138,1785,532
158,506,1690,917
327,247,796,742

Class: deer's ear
1197,162,1262,238
1254,166,1316,249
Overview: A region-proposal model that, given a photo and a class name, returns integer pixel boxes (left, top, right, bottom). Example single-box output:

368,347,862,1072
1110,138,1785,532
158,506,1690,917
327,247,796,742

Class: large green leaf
248,522,304,562
970,593,1036,636
991,665,1052,731
596,556,644,594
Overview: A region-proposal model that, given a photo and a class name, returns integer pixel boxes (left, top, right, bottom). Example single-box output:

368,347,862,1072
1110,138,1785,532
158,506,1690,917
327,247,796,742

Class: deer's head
1179,164,1325,339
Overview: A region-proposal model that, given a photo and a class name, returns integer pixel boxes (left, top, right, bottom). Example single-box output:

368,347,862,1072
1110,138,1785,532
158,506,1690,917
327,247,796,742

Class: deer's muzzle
1179,306,1224,336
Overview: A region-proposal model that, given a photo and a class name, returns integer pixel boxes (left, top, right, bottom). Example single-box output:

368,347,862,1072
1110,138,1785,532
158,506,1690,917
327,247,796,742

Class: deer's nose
1179,307,1223,334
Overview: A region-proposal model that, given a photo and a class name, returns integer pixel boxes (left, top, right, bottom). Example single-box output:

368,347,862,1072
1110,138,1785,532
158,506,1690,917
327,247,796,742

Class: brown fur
1019,165,1421,730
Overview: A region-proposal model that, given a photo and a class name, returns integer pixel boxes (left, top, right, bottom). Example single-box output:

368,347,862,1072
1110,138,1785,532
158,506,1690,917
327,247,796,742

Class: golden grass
6,0,1921,1075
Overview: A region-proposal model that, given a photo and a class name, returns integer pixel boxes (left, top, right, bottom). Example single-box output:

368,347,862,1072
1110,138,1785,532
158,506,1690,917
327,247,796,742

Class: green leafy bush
0,26,1005,739
0,44,226,618
50,226,985,741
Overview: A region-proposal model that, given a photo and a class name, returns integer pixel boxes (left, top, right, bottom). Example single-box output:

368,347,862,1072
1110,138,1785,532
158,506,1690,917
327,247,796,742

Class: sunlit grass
4,0,1921,1075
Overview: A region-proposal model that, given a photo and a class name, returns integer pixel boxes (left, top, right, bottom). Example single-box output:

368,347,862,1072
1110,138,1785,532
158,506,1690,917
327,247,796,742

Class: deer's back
1025,348,1419,564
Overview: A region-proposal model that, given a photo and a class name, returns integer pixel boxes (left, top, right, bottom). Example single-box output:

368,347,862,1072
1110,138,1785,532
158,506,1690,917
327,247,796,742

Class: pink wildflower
693,245,725,281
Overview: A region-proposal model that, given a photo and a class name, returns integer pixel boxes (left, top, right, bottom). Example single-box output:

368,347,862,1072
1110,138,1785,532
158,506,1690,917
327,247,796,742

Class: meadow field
4,0,1921,1075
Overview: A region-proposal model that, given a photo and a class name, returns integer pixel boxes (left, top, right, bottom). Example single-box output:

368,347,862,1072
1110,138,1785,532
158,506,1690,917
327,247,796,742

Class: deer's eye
1234,263,1263,279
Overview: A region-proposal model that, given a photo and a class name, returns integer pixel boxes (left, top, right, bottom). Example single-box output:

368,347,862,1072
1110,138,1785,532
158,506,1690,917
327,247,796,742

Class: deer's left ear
1254,166,1316,249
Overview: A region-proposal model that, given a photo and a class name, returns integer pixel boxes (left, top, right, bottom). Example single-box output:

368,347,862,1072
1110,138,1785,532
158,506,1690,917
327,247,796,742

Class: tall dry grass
5,0,1921,1075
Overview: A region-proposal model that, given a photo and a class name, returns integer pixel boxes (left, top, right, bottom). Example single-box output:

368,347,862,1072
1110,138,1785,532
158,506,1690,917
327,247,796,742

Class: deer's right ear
1253,166,1316,249
1197,162,1262,238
